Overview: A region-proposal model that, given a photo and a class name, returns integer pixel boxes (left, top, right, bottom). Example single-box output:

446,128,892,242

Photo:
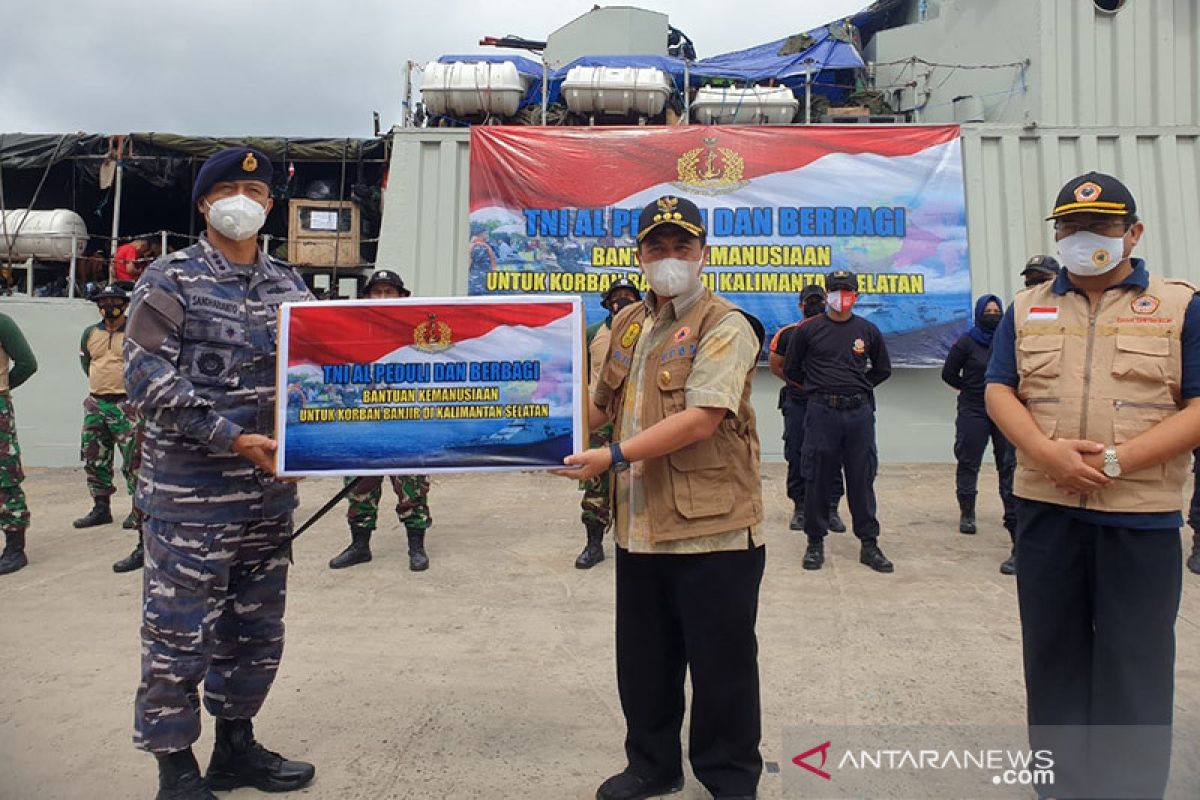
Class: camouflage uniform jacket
124,236,312,522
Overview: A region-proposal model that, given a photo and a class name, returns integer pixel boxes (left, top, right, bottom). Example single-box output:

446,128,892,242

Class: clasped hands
1033,437,1113,495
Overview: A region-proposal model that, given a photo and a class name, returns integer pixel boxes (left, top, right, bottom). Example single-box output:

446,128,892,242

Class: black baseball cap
799,284,827,302
602,277,642,308
93,284,129,303
637,195,705,242
825,269,858,292
1021,255,1060,277
1047,172,1137,220
364,269,409,295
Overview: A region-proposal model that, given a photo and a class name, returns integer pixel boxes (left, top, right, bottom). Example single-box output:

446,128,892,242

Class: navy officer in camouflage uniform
329,269,435,572
124,147,316,799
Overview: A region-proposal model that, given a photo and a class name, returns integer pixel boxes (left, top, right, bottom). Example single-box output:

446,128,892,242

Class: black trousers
781,393,844,509
802,400,879,541
1015,500,1181,798
1188,467,1200,547
615,543,765,797
953,400,1016,537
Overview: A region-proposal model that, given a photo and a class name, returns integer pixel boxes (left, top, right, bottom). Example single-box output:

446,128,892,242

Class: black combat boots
575,522,606,569
860,540,895,573
407,527,429,571
73,495,113,528
205,718,315,793
789,505,805,531
155,748,215,800
828,508,847,533
0,530,27,575
957,495,977,534
802,538,825,570
328,526,372,569
113,533,144,573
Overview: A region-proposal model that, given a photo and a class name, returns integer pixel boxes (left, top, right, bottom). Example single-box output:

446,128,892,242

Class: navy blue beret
192,146,273,204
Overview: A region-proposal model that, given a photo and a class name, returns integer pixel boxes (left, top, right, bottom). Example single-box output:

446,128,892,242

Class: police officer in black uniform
769,284,845,532
941,294,1017,574
1021,255,1058,288
784,269,893,572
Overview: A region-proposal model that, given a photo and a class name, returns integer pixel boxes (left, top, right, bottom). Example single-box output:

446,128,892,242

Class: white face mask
205,195,267,241
1056,230,1126,276
643,257,702,297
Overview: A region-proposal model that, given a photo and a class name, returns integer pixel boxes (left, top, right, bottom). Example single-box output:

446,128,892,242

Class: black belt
817,392,867,410
91,393,127,402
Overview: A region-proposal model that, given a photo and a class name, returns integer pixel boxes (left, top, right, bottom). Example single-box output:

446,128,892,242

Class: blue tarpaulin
691,25,865,85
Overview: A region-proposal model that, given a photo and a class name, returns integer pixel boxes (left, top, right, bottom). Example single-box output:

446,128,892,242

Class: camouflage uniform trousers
80,394,141,499
344,474,432,531
0,393,29,534
134,514,291,753
580,423,613,528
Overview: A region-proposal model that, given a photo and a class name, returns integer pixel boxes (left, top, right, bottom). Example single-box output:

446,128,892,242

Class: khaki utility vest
1012,274,1195,512
596,291,762,541
588,324,611,388
85,325,127,395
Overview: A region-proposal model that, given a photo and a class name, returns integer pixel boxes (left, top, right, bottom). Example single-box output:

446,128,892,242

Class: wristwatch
609,441,630,472
1102,447,1122,478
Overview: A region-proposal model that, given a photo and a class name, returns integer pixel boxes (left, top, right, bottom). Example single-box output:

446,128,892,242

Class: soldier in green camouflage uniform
576,279,641,569
75,285,142,532
0,312,36,575
329,270,435,572
79,397,140,503
332,474,433,571
75,285,147,573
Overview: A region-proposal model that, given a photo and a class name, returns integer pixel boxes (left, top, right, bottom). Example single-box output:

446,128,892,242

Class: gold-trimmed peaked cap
637,195,705,242
1046,171,1136,220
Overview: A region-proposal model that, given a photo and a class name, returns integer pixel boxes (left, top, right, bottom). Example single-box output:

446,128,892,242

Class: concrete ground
0,463,1197,800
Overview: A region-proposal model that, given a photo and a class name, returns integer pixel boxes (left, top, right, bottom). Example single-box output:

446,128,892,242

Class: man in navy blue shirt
986,172,1200,798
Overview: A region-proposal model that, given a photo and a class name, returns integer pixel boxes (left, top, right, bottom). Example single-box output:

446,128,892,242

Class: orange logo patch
673,326,691,342
1074,181,1102,203
1132,294,1160,315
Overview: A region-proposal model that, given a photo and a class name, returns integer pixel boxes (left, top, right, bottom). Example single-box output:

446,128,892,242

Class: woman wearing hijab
942,294,1018,574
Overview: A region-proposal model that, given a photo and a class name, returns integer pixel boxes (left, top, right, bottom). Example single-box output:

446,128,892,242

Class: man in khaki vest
76,284,147,573
986,172,1200,798
556,195,764,800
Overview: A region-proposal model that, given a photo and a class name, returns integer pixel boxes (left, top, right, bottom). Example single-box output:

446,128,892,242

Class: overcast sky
0,0,867,138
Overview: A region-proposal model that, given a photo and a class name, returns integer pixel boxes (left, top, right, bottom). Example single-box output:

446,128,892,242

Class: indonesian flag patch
1027,306,1059,321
